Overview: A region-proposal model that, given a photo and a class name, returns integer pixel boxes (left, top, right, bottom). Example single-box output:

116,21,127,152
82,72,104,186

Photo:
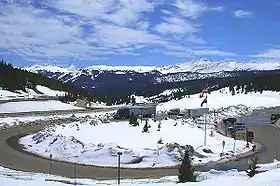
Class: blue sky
1,0,280,67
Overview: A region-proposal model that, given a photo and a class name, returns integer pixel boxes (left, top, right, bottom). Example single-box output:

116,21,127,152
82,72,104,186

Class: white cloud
44,0,155,26
173,0,225,19
173,0,207,18
159,48,237,58
193,49,237,56
155,16,198,36
0,0,231,62
91,24,165,48
210,6,225,12
233,10,253,19
251,49,280,59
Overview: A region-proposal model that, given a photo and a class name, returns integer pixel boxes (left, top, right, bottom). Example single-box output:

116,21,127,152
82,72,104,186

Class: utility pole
49,154,52,175
204,112,207,146
204,75,209,146
117,152,122,185
74,164,77,186
233,137,236,152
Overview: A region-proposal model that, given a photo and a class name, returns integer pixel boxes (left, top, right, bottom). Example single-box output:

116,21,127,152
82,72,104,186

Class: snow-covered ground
0,100,83,113
0,89,25,100
18,86,280,168
20,117,252,168
36,85,66,97
0,85,65,100
0,160,280,186
157,87,280,111
0,111,115,130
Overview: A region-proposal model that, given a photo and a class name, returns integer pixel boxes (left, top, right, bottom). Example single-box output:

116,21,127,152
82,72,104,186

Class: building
114,104,157,119
74,99,89,107
179,108,209,118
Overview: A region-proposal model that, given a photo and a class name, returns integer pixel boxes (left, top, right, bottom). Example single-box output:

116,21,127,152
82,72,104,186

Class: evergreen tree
178,150,197,183
131,95,136,105
129,113,139,126
157,138,163,144
157,122,161,131
246,156,260,178
142,120,149,133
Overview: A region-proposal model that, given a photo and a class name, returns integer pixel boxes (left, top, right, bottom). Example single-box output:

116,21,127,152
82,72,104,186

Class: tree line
0,59,137,105
2,58,280,105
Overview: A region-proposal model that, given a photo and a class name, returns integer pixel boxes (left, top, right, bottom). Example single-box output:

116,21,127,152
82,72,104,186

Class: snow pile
0,100,83,113
36,85,66,97
0,111,115,129
20,118,251,168
257,159,280,171
203,105,253,124
1,161,280,185
157,87,280,112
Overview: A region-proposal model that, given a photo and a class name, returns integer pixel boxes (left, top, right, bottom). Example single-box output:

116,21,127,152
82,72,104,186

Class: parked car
168,108,180,116
271,114,280,124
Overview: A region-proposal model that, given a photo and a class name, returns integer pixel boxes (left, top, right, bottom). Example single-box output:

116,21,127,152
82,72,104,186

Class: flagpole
204,96,207,146
204,76,209,146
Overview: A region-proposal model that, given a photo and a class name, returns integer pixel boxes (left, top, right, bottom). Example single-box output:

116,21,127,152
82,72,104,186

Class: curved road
0,114,280,179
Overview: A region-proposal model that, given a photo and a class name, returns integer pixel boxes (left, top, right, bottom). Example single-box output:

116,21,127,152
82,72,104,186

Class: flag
200,96,207,107
200,88,210,97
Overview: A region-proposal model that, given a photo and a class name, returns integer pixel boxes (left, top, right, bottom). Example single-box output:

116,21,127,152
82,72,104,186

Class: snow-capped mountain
26,58,280,74
24,58,280,96
157,58,280,74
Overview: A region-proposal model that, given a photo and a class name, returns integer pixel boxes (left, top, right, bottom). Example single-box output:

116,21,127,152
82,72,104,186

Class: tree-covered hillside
0,60,92,100
0,60,135,105
3,59,280,106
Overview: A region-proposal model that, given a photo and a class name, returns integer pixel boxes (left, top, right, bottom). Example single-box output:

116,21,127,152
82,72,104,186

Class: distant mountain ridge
23,58,280,99
25,58,280,74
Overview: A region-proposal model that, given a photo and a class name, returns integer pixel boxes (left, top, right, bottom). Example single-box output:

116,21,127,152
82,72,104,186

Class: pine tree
142,120,149,133
178,150,197,183
129,113,139,126
246,156,260,178
157,122,161,131
131,96,136,105
157,138,163,144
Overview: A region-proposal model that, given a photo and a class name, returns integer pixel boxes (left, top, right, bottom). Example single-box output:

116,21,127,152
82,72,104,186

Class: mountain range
24,58,280,97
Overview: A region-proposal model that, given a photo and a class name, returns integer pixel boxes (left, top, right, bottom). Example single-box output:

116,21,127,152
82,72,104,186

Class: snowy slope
0,89,22,98
0,100,83,113
157,87,280,112
36,85,66,97
0,85,66,100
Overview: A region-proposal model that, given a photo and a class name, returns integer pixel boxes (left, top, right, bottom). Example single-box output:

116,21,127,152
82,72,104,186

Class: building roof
119,104,157,109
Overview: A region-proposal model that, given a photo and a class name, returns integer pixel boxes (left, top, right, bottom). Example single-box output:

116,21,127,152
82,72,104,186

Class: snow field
0,85,66,100
0,100,84,113
157,87,280,111
36,85,66,97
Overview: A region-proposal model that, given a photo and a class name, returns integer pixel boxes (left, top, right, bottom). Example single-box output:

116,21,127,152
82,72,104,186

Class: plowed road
0,114,279,179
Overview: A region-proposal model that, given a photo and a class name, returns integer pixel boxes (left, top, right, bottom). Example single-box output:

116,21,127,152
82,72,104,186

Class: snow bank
0,100,83,113
157,87,280,111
